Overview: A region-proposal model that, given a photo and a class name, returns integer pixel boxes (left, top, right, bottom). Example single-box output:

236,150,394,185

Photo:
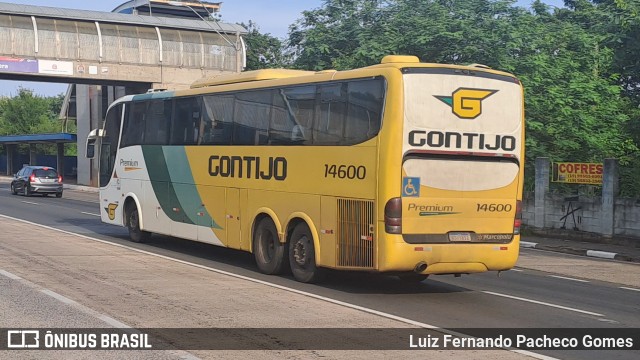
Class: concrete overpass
0,0,247,185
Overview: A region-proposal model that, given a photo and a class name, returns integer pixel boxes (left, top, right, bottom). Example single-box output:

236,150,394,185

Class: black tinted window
171,97,202,145
233,90,271,145
121,101,146,148
114,77,384,149
202,95,233,145
345,79,384,142
271,86,315,145
315,83,347,145
144,100,172,145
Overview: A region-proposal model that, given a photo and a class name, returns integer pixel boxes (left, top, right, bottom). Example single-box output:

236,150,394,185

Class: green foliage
0,88,66,155
0,88,63,135
239,21,289,70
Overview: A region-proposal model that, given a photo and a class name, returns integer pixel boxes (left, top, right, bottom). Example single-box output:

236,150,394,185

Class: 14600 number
477,203,512,212
324,164,366,179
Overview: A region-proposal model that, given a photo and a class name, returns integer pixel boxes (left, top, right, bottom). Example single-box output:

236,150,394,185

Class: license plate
448,232,472,242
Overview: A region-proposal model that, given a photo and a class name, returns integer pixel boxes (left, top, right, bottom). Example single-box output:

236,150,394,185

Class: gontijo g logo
435,88,497,119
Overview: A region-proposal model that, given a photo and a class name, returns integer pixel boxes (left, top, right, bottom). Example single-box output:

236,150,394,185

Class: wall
524,157,640,245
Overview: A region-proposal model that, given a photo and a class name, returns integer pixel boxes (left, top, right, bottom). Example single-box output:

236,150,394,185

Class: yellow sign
552,162,603,185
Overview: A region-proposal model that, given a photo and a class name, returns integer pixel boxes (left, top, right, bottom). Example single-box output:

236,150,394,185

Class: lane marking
483,291,604,317
509,268,524,272
598,318,620,324
0,214,556,360
0,267,201,360
0,269,22,280
620,286,640,292
81,212,101,217
548,275,589,283
21,201,40,205
520,241,537,248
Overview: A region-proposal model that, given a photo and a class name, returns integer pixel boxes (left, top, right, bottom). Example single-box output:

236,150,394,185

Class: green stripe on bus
143,146,222,229
142,146,185,223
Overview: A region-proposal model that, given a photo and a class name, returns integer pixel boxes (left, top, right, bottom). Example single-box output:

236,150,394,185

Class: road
0,183,638,360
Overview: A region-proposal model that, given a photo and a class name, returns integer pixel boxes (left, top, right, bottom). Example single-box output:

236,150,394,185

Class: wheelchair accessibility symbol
403,177,420,197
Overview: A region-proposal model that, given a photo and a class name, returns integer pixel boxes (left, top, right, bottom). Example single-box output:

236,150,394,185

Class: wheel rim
293,235,309,266
260,229,276,261
130,211,139,230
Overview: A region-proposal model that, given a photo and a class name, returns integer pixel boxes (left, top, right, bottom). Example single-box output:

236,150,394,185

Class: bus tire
126,203,150,243
253,218,287,275
289,223,324,283
398,274,429,283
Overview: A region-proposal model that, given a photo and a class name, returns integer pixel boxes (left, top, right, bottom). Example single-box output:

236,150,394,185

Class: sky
0,0,564,97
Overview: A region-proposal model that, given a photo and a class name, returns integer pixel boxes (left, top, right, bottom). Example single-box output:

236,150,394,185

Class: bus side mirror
86,139,96,159
86,129,104,159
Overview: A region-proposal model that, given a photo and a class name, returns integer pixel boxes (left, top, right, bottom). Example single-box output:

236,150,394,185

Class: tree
288,0,389,70
0,88,63,135
239,21,288,70
0,88,66,155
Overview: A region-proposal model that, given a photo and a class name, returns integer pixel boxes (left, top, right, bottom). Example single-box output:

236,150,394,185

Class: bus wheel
398,274,429,283
289,223,324,283
253,218,287,275
126,203,150,243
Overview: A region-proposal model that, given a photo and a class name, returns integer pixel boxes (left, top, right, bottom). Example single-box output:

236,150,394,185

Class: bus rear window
403,158,519,191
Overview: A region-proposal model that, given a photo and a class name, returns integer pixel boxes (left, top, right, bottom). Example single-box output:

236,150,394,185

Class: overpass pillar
29,144,37,165
57,143,65,178
76,85,103,186
5,145,14,175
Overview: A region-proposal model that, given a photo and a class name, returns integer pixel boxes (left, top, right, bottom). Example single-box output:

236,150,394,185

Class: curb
64,184,98,193
520,241,639,263
0,177,98,193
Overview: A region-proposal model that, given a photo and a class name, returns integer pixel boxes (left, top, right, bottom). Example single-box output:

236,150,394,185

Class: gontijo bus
86,55,524,283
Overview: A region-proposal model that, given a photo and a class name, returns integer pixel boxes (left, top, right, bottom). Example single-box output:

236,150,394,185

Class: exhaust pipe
414,261,427,273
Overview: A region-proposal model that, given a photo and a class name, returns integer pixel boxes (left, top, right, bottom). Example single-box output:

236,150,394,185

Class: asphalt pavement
1,174,639,263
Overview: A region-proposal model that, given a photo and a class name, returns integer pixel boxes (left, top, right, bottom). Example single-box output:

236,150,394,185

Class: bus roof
189,55,517,90
191,69,315,89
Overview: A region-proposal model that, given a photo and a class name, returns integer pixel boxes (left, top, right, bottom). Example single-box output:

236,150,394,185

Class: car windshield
33,169,58,178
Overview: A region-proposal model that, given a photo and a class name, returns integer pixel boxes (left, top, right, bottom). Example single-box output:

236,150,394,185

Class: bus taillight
514,200,522,235
385,197,402,234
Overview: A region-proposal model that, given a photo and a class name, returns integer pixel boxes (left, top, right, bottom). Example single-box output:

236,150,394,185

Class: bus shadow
69,220,471,295
319,270,471,294
144,234,472,295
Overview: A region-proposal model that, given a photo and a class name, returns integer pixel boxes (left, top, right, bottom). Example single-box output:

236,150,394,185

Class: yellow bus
86,55,524,283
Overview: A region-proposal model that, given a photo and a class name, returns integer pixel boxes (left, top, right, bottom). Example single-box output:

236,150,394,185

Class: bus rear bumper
378,234,520,275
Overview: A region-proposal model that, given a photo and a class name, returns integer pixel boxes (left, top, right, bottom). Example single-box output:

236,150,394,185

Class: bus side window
121,101,147,148
345,78,384,143
315,83,347,145
233,90,271,145
171,97,201,145
276,85,315,145
202,95,233,145
144,100,171,145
